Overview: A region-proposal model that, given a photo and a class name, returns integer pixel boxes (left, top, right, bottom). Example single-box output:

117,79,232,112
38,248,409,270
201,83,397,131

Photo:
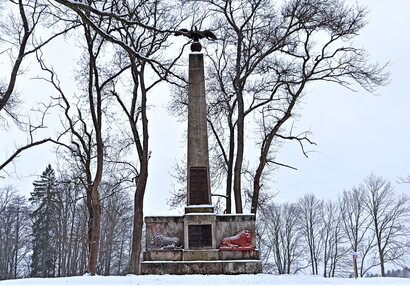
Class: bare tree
37,16,110,271
339,187,375,277
0,0,44,113
398,175,410,184
0,0,78,174
249,0,389,214
176,0,389,215
297,193,324,275
98,183,133,276
0,186,31,279
48,0,187,273
105,0,185,274
321,200,350,277
259,202,305,274
362,173,410,277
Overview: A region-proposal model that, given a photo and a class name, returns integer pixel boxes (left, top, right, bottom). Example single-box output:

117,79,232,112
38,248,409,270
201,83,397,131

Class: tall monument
141,32,262,275
187,51,212,206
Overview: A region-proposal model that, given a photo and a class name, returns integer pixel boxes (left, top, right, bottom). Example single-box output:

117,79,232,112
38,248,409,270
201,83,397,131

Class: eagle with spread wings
174,26,217,42
175,26,217,51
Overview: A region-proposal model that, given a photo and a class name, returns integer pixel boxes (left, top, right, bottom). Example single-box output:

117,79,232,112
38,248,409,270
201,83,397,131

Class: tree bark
129,64,149,274
225,125,235,214
87,190,101,275
129,175,147,274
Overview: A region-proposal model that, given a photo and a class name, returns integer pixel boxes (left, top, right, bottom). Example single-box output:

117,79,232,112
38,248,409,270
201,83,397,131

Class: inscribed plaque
188,224,212,248
189,167,209,205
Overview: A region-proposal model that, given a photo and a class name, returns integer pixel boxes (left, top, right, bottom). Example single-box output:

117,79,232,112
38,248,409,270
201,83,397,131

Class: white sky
1,0,409,215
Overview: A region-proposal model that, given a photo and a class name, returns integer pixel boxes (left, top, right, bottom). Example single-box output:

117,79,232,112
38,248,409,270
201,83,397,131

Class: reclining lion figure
220,230,254,249
148,234,182,251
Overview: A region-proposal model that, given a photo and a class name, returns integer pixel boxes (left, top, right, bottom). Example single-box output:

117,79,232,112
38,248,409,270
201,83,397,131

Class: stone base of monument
142,209,262,275
141,260,262,275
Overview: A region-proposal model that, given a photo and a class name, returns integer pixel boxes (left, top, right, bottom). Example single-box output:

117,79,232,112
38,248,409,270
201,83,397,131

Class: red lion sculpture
220,230,255,250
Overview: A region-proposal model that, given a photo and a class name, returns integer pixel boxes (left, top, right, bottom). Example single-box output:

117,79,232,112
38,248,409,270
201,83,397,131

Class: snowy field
0,274,409,286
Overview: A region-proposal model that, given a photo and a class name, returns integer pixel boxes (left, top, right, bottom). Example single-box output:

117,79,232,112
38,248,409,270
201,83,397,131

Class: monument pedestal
141,260,262,275
141,212,262,274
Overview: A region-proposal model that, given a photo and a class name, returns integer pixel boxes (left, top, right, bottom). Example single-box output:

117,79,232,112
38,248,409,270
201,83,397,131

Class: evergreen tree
30,164,58,278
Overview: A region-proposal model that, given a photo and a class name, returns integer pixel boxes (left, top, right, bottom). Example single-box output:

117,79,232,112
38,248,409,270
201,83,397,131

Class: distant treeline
367,267,410,278
257,173,410,278
1,166,409,280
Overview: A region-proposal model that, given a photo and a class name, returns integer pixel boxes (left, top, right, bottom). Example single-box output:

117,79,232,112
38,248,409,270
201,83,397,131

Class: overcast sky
1,0,409,215
270,0,410,203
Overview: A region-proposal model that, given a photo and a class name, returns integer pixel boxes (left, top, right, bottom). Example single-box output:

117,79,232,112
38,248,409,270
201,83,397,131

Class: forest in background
0,166,409,279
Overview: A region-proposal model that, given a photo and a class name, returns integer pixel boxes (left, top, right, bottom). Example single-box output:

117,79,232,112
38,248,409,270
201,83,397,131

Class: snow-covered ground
0,274,409,286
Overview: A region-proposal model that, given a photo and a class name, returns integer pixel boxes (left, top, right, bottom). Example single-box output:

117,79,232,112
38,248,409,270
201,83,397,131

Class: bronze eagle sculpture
174,26,217,51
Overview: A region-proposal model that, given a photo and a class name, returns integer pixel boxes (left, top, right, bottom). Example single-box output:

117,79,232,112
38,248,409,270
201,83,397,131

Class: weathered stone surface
143,250,182,261
184,213,217,249
146,214,258,253
144,216,184,251
218,249,260,260
187,53,211,206
183,249,219,261
185,205,214,214
141,260,262,275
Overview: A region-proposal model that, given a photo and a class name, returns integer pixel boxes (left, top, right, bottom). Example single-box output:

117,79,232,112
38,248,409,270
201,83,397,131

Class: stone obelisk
141,33,261,274
186,47,212,207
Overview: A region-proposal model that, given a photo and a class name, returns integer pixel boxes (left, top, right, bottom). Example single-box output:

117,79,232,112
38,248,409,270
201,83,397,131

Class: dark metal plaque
189,167,209,205
188,224,212,248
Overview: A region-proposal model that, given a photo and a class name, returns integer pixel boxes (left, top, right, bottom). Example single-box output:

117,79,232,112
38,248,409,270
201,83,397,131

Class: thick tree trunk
87,192,101,275
252,166,263,214
378,241,385,277
129,167,148,274
128,172,147,274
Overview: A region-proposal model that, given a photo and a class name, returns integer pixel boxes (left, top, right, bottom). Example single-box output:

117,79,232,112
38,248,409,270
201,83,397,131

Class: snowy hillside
0,274,409,286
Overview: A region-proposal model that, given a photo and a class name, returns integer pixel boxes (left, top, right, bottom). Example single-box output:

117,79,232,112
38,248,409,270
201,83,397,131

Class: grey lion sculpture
148,234,182,251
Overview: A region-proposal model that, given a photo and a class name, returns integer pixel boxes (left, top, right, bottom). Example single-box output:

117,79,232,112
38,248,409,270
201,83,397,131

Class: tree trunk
129,65,149,274
87,191,101,275
233,91,244,213
129,169,147,274
225,125,235,214
378,242,385,277
251,178,261,214
251,82,304,214
13,203,20,279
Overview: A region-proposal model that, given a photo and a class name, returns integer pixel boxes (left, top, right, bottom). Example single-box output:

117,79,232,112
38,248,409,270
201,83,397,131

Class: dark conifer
30,164,58,278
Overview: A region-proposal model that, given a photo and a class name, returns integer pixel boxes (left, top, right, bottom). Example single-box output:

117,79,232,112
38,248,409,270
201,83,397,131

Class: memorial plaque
188,224,212,248
189,167,209,205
